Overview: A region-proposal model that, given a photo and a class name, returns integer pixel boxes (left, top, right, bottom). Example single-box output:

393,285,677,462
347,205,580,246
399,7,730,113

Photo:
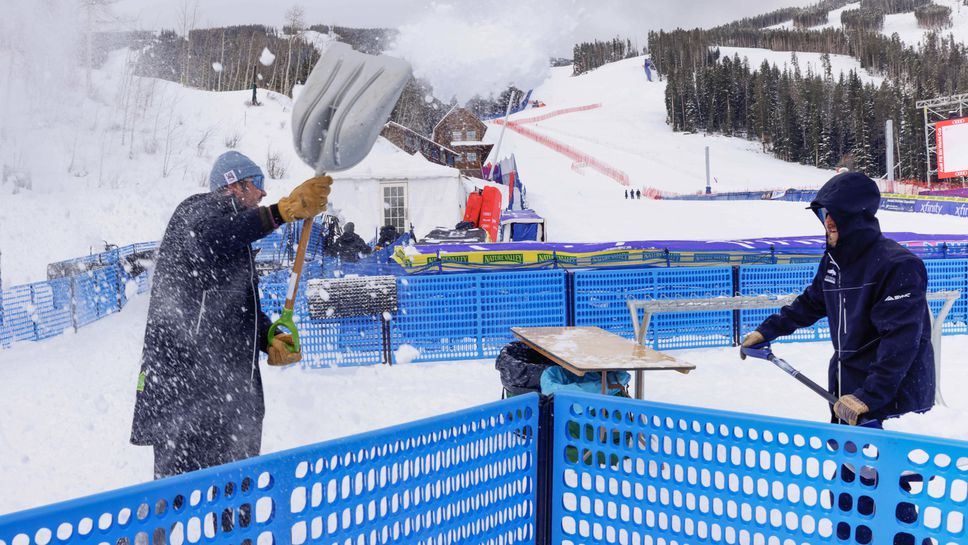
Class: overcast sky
112,0,816,55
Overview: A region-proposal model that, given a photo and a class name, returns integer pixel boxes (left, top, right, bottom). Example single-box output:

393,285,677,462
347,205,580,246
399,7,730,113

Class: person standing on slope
131,151,332,479
741,172,935,427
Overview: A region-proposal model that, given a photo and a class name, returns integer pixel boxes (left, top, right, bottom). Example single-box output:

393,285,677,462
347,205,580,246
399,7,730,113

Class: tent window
382,183,408,233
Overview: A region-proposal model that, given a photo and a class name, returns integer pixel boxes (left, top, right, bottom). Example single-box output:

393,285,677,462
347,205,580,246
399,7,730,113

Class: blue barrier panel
924,259,968,335
738,263,830,343
552,392,968,545
739,259,968,342
32,279,72,340
480,270,568,356
0,394,540,545
73,273,103,328
573,267,733,350
395,273,497,362
395,270,567,362
260,272,387,368
1,284,36,342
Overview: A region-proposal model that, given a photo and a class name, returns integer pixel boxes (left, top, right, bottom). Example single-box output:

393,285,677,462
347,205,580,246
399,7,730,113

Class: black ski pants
153,416,262,480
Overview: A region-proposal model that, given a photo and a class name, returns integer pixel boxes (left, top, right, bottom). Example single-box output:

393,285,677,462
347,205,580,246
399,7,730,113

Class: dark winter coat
756,172,934,422
130,192,276,446
334,231,372,263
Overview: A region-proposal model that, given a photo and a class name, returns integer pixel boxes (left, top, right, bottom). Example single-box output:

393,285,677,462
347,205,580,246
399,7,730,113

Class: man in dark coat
131,151,332,479
741,172,934,426
333,222,372,262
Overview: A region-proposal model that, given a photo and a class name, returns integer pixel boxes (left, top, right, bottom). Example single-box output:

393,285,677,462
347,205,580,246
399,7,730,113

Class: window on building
466,152,478,163
466,130,477,140
382,183,408,233
452,130,462,141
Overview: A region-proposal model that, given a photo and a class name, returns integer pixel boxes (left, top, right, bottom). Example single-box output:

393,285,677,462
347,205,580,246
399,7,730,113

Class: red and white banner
936,117,968,179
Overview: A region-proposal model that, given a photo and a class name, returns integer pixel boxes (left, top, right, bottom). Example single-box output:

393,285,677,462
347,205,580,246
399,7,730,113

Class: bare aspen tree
284,5,305,95
80,0,119,93
176,0,199,86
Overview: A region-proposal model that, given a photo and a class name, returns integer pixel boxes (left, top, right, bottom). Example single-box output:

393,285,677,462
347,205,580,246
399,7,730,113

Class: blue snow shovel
267,43,412,354
741,343,874,426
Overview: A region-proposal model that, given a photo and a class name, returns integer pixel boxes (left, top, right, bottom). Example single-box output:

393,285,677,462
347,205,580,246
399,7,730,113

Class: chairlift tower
916,92,968,184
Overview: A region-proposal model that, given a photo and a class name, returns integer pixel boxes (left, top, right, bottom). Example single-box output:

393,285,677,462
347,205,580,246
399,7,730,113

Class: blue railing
552,392,968,545
4,245,966,361
259,269,568,366
3,392,966,545
0,394,541,545
1,243,156,348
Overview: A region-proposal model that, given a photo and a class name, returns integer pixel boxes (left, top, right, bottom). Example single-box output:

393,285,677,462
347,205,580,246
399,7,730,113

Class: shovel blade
292,42,412,173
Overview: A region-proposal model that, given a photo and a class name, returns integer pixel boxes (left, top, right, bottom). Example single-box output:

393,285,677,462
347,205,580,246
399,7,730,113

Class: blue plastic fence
571,259,968,351
0,243,156,348
551,391,968,545
572,267,734,350
259,269,568,366
0,394,540,545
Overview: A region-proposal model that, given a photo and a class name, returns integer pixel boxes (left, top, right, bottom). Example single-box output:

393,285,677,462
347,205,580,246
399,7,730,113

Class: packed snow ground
1,293,967,515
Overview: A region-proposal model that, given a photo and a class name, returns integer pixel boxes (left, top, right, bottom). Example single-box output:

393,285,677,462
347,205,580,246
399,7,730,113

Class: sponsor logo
223,170,238,184
483,253,524,264
693,253,731,263
537,252,577,264
591,252,629,264
955,204,968,217
827,268,836,276
918,202,943,214
885,293,911,302
824,275,836,284
436,255,469,263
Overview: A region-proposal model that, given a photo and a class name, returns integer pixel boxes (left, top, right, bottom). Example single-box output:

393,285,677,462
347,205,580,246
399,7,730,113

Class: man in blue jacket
131,151,332,479
741,172,934,426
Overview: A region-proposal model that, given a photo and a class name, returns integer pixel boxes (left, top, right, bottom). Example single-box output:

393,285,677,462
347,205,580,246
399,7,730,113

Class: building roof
450,140,489,147
432,104,460,134
385,121,459,155
337,138,461,180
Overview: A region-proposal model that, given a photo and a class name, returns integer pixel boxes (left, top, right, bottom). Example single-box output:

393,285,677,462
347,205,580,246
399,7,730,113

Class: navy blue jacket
757,173,934,422
131,192,277,446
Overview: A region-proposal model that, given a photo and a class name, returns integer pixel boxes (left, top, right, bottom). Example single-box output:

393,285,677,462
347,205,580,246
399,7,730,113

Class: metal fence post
70,276,78,333
732,266,742,345
535,394,554,545
29,283,39,341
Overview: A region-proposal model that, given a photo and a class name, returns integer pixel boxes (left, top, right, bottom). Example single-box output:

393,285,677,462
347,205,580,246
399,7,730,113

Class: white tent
327,138,469,241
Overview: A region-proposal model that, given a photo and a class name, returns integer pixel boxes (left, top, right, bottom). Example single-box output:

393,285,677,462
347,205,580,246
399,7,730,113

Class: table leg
601,371,607,395
634,370,644,399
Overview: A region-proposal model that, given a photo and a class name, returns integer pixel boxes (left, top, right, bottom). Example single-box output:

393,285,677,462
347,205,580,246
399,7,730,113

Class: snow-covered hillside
483,55,966,242
716,46,886,86
765,0,968,47
4,49,967,283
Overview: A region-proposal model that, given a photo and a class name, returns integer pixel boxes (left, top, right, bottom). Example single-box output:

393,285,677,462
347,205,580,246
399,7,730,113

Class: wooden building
380,122,460,168
432,107,494,177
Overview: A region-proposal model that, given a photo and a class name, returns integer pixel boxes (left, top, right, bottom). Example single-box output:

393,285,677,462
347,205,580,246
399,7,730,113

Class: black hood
809,172,882,263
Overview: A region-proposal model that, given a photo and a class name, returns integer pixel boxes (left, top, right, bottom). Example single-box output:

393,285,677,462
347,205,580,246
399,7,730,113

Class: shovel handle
267,307,300,353
268,218,315,353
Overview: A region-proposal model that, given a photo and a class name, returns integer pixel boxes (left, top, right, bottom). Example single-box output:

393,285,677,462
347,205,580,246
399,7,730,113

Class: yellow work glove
278,176,333,222
833,394,869,426
267,333,301,366
739,330,765,360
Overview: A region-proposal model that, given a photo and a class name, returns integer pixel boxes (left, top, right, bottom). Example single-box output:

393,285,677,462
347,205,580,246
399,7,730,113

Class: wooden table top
511,326,696,377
